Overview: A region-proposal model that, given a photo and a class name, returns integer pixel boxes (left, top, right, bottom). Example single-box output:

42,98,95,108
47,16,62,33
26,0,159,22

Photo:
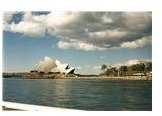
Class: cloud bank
113,59,152,67
4,12,152,51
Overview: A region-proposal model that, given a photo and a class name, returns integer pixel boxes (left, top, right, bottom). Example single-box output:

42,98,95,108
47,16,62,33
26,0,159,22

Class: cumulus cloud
5,21,46,36
120,36,152,48
57,39,105,51
114,59,151,67
4,12,47,37
121,59,140,66
3,12,152,50
88,29,128,40
3,12,14,22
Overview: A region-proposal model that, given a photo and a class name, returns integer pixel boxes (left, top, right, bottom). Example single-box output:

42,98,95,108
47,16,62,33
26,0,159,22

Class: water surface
3,78,152,110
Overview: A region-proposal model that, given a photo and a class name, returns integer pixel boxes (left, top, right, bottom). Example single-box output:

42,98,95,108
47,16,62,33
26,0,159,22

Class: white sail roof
34,56,75,74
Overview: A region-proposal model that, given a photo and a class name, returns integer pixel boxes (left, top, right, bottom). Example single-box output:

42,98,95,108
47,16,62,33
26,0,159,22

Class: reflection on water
3,78,152,111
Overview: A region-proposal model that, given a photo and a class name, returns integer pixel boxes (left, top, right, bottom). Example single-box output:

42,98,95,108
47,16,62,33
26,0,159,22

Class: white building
34,57,75,74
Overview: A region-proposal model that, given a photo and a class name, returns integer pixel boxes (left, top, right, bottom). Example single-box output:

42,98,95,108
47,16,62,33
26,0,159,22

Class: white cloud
57,39,106,51
23,12,33,21
3,12,152,50
3,12,14,22
3,12,80,37
114,59,152,67
4,12,47,36
121,12,152,31
6,21,46,36
88,29,128,39
45,12,80,27
124,59,140,66
120,36,152,48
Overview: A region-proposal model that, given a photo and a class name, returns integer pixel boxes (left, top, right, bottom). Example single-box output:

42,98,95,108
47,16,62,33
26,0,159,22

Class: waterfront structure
34,57,75,74
51,59,75,74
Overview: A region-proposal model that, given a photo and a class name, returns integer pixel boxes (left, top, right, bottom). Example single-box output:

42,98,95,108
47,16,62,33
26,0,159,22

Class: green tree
120,66,128,72
130,63,145,72
146,62,152,72
119,66,128,76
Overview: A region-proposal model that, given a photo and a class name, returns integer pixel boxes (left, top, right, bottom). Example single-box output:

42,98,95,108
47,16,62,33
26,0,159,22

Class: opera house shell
34,57,75,74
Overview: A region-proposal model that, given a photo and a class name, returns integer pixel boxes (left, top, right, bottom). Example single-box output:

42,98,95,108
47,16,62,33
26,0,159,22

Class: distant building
34,57,75,74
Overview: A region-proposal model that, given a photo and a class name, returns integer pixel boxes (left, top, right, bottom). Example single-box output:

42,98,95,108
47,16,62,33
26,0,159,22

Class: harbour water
3,78,152,111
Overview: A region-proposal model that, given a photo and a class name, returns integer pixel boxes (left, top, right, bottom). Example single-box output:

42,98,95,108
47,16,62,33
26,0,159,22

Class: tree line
100,62,152,76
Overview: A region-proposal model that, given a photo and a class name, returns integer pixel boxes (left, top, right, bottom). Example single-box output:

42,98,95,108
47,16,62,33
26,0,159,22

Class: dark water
3,78,152,111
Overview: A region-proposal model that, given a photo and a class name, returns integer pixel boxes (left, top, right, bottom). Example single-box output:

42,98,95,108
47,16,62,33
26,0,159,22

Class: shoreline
3,76,152,80
3,72,152,80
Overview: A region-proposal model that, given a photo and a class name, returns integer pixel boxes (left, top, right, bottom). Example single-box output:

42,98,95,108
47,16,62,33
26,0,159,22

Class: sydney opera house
33,57,75,74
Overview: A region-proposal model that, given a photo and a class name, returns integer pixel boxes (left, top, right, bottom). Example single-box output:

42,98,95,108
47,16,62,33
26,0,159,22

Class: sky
3,12,152,74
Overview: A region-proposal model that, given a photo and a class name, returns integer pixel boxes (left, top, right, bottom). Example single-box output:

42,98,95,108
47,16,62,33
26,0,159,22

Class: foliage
100,62,152,76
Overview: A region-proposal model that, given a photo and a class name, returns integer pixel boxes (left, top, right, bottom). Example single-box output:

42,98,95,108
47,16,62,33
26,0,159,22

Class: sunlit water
3,78,152,111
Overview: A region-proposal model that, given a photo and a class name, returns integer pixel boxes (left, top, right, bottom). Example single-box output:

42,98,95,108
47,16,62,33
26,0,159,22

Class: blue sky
3,12,152,74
